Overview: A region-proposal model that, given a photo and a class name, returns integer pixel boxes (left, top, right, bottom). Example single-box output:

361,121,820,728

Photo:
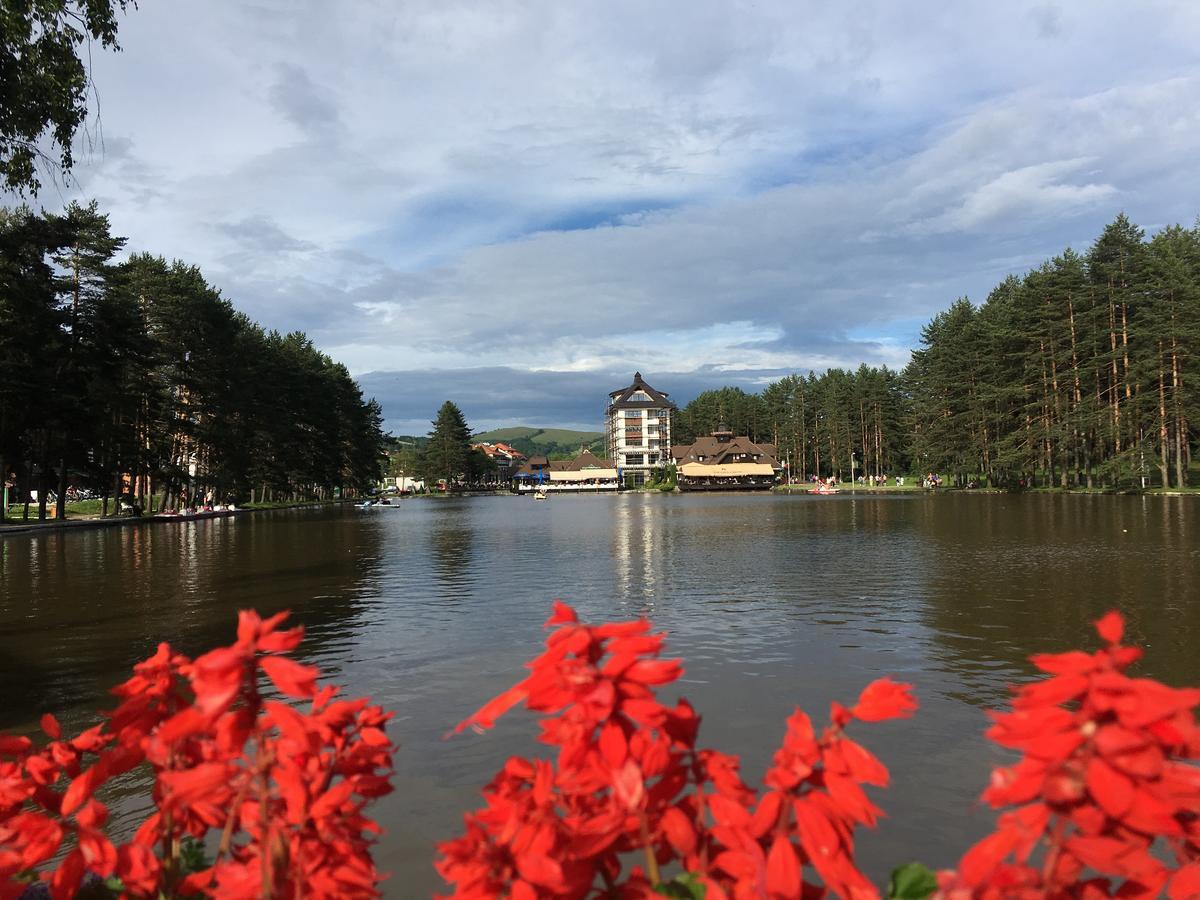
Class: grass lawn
3,498,111,522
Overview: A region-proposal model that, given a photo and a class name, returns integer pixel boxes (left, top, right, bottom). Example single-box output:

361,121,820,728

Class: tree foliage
675,368,911,481
0,202,385,521
672,214,1200,490
906,214,1200,488
420,401,473,486
0,0,133,194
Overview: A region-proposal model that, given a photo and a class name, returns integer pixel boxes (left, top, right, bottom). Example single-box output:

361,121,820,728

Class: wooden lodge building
670,426,783,490
514,448,619,492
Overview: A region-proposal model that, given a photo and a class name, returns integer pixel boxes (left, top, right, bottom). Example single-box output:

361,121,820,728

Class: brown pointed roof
671,430,782,470
551,448,610,472
608,371,676,410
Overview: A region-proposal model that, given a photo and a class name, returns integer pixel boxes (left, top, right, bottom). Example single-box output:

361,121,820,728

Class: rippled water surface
2,493,1198,894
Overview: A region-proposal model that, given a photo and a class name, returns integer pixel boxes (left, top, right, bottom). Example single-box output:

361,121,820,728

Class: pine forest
0,203,385,520
673,214,1199,489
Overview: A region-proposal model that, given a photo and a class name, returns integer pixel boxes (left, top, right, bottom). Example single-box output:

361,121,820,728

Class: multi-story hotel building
605,372,676,486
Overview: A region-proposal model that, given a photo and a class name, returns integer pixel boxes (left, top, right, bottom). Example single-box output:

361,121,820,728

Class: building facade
470,441,527,484
605,372,676,486
514,448,619,492
670,426,783,490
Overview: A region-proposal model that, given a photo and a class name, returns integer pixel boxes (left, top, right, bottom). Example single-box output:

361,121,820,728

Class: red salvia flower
0,609,394,899
939,610,1200,899
439,600,917,899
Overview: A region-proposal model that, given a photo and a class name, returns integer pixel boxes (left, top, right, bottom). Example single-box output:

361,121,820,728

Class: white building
605,372,676,486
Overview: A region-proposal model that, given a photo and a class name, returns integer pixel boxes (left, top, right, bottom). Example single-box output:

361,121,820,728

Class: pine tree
423,401,472,487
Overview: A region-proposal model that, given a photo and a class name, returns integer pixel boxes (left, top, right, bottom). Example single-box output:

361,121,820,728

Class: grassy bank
4,499,109,522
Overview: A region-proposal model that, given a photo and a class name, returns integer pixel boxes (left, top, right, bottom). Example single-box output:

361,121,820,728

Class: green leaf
179,834,213,874
888,861,938,900
654,872,707,899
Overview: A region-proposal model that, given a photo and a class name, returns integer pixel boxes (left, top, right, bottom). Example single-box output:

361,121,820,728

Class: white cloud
31,0,1200,424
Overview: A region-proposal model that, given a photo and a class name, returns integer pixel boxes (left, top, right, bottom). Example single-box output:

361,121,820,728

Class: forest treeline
0,202,385,521
674,214,1199,489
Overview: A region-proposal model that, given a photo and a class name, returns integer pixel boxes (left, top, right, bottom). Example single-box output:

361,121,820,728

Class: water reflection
427,503,477,600
918,495,1200,702
0,509,383,730
611,494,668,617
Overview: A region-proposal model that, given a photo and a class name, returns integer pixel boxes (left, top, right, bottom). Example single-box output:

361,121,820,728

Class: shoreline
6,488,1193,538
0,499,360,539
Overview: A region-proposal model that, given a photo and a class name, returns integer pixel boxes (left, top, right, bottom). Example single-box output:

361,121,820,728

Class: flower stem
639,813,661,884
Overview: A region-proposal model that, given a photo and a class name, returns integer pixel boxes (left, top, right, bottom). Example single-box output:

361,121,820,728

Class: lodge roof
551,448,609,472
679,462,776,478
670,430,782,470
471,442,526,462
607,371,676,410
515,449,612,478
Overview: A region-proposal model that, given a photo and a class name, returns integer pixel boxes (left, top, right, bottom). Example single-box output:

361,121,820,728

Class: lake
1,493,1198,894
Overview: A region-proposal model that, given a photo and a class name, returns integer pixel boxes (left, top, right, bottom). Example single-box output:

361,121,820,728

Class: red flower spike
259,654,319,698
544,599,579,627
851,677,918,722
1096,610,1125,645
1,608,391,899
117,843,161,897
948,606,1200,898
1170,862,1200,900
440,602,914,899
766,835,802,898
39,714,61,741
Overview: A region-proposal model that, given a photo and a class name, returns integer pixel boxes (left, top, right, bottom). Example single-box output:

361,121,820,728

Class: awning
679,463,776,478
549,468,618,481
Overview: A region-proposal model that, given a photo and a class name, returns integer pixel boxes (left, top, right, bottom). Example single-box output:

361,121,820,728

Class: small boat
356,499,377,508
533,488,548,501
810,483,840,495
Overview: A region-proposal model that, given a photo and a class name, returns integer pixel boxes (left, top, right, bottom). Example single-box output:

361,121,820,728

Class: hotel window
625,409,642,418
625,454,644,465
632,391,651,402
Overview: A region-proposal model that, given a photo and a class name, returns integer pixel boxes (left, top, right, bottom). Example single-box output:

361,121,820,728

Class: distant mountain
473,426,604,459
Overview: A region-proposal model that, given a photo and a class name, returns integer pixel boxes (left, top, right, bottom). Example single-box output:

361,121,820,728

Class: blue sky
37,0,1200,433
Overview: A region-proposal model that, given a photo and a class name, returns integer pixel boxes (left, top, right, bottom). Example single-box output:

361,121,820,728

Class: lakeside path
0,499,360,538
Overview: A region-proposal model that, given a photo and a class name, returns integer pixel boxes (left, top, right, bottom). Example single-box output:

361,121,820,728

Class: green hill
473,426,604,458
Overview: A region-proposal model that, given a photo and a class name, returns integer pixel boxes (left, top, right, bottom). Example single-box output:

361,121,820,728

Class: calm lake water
2,493,1198,894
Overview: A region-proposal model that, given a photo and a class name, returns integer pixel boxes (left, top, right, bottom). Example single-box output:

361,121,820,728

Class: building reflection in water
610,493,675,619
